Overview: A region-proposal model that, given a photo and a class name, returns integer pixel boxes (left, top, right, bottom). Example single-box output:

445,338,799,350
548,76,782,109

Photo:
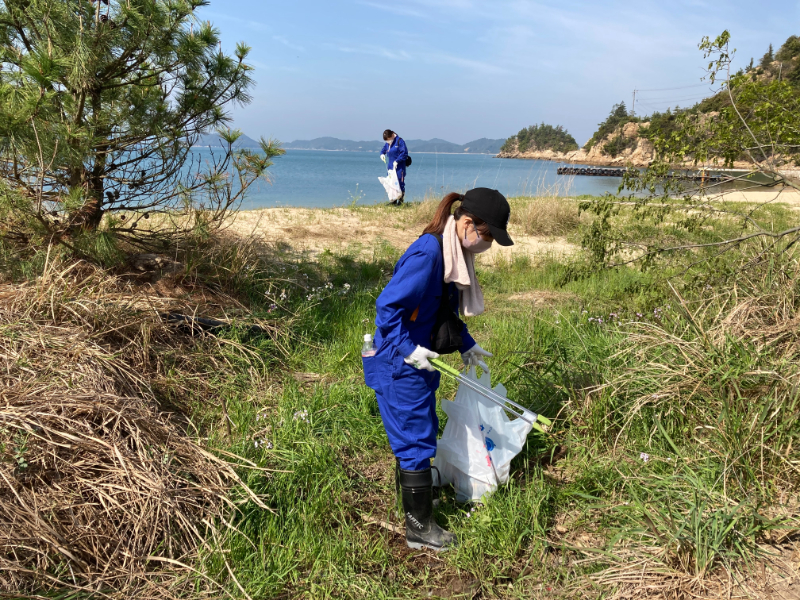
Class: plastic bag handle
465,355,489,373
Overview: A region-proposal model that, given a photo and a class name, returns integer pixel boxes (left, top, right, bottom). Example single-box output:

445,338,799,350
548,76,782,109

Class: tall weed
508,196,583,236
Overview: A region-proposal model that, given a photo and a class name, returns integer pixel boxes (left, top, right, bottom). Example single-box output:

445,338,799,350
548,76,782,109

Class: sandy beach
225,187,800,262
705,186,800,206
226,205,579,262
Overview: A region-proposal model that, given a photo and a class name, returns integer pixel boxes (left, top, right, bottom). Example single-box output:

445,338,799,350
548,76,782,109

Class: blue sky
199,1,800,146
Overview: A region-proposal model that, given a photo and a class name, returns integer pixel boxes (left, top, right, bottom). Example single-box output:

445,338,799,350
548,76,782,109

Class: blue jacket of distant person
381,136,408,193
362,233,476,471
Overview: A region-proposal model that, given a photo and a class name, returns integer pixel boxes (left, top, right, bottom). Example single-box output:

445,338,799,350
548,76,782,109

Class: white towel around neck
442,216,484,317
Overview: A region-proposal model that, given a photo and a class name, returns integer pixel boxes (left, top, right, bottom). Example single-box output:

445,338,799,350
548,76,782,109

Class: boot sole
407,541,451,552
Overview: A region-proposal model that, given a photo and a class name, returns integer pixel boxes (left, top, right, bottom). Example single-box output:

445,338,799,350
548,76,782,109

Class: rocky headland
498,122,655,167
498,121,770,171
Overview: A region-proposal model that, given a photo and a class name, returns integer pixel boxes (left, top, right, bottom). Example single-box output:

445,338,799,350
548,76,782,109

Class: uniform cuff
459,336,476,355
398,340,417,359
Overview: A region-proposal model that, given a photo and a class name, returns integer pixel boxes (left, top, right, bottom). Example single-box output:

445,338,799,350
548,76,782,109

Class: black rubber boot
396,460,441,508
431,465,442,507
399,467,457,552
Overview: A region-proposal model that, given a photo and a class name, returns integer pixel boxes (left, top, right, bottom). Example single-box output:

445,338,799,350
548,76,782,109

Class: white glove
404,345,440,372
393,160,398,169
461,343,493,372
380,154,386,163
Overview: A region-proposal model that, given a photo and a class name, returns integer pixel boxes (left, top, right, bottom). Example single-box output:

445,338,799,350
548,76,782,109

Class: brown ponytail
422,193,462,236
422,192,487,236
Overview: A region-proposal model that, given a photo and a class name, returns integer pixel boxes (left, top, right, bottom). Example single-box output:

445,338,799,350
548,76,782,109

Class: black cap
461,188,514,246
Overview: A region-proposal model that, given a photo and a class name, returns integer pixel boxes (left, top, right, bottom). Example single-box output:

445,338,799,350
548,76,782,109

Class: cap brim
488,224,513,246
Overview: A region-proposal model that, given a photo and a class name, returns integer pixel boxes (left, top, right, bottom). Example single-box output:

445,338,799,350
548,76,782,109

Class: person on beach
380,129,408,205
362,188,514,551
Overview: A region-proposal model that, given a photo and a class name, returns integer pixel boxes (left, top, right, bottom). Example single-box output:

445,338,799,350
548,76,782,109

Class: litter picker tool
430,358,552,433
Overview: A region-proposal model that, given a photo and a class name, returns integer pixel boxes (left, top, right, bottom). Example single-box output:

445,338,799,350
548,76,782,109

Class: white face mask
462,222,493,254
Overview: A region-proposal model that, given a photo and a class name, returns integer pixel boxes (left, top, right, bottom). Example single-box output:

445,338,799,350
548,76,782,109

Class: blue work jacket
381,136,408,169
373,234,475,361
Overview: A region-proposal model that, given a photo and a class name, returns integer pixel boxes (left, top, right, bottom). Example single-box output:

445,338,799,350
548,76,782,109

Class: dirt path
226,206,577,263
705,187,800,207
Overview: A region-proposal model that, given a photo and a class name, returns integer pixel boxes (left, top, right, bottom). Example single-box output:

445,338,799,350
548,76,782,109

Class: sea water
191,148,625,209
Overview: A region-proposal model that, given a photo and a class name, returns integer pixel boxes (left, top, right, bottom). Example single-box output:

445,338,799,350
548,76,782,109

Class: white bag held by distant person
378,165,403,201
434,367,533,502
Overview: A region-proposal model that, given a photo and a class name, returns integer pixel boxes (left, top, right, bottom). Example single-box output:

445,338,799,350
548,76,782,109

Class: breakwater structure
557,166,730,182
557,166,626,177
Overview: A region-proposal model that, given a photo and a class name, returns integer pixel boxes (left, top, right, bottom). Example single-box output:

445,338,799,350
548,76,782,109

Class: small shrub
602,133,638,158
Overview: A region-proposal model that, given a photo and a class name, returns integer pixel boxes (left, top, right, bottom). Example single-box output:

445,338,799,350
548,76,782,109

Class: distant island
283,137,506,154
501,124,579,155
195,134,506,155
194,132,263,149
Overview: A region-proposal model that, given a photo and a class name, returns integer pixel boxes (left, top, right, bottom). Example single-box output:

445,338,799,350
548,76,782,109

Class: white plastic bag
434,367,533,502
378,165,403,201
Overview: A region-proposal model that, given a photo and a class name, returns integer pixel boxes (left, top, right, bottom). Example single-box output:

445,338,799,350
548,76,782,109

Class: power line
636,99,686,109
637,100,685,109
635,98,706,113
636,83,711,92
636,93,711,103
635,101,672,112
638,90,710,97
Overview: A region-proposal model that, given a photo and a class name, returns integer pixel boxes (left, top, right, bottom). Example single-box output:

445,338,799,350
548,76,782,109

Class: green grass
166,202,799,597
6,195,800,598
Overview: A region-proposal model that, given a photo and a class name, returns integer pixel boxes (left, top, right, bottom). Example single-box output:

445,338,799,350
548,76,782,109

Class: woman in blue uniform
362,188,514,551
380,129,408,205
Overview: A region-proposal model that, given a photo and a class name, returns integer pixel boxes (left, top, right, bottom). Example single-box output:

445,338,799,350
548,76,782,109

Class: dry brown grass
399,192,583,237
571,540,800,600
397,192,584,237
508,196,583,236
0,257,268,597
612,278,800,447
404,194,440,227
531,248,800,598
0,392,253,597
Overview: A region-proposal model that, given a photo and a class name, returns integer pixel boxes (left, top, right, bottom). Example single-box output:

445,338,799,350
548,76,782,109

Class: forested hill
747,34,800,85
585,34,800,162
282,137,506,154
500,34,800,167
500,124,579,154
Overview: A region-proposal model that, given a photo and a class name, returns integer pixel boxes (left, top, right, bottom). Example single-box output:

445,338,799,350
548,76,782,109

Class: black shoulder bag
428,234,463,354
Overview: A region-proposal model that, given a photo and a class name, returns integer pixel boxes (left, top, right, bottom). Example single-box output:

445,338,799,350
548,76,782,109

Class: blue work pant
364,349,440,470
394,166,406,193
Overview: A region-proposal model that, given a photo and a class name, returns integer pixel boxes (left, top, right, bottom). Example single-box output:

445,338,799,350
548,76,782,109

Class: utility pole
632,89,637,117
